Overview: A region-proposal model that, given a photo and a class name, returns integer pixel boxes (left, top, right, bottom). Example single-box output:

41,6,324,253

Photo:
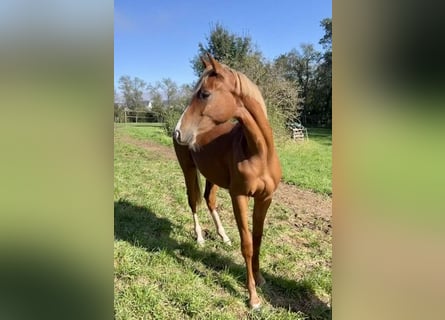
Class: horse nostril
174,130,180,141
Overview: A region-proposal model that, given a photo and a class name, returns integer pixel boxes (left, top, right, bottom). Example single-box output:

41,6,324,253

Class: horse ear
200,55,211,69
207,53,223,74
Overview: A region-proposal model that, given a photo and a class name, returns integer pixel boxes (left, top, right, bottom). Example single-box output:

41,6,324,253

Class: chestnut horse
173,54,281,309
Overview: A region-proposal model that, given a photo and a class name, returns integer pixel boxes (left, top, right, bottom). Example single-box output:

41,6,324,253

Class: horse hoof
197,238,205,246
224,239,232,246
250,302,261,310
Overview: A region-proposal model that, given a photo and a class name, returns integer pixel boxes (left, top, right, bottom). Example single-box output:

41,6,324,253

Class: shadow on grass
114,199,331,320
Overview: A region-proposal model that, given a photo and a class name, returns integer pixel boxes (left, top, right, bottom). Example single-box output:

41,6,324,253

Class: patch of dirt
274,183,332,235
118,133,332,234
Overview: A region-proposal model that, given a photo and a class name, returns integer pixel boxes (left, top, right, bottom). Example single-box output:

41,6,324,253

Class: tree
118,75,147,110
147,78,192,133
273,17,332,128
191,23,256,76
260,61,301,138
161,78,179,107
147,78,181,114
274,44,321,125
317,18,332,127
114,88,124,122
319,18,332,53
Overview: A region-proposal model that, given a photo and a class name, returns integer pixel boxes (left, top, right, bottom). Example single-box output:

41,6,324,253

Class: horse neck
237,95,276,160
196,121,235,146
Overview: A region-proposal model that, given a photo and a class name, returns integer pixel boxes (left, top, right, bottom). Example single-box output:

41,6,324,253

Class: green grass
277,128,332,195
114,125,332,319
115,123,172,146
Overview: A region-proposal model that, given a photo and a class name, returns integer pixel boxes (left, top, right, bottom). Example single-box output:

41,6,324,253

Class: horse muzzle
173,128,195,147
173,129,181,142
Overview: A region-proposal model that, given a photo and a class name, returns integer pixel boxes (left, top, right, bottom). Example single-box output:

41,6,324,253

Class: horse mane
231,69,268,119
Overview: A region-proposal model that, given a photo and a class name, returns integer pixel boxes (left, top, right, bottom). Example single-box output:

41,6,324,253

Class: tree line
115,18,332,133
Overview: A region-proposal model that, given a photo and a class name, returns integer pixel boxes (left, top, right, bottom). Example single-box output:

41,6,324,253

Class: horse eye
199,90,211,99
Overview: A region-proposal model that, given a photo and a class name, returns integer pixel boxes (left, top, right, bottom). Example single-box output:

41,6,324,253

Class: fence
114,110,158,123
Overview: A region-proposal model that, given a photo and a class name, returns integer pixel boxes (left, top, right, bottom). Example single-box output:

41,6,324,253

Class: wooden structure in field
289,121,308,141
292,127,308,141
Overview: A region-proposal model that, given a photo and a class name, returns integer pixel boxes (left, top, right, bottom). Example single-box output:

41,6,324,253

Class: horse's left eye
199,90,211,99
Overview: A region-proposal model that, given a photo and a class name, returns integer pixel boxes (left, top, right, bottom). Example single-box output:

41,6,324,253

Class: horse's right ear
207,53,222,73
200,55,211,69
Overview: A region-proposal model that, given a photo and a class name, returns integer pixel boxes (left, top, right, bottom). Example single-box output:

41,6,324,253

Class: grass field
114,124,332,319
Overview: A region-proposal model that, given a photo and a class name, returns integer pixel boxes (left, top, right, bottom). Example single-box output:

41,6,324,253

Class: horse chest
191,151,231,189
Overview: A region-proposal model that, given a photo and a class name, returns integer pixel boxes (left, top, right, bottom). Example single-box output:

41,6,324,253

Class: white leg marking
210,210,231,245
192,213,205,245
251,302,261,310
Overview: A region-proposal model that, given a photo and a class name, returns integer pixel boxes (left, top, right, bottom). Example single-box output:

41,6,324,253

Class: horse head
173,54,240,149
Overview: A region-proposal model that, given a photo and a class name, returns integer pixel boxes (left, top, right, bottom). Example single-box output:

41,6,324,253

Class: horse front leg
184,168,205,245
173,141,205,245
231,194,261,309
204,180,231,245
252,197,272,287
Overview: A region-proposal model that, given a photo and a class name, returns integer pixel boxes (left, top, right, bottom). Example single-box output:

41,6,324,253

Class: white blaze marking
174,106,187,134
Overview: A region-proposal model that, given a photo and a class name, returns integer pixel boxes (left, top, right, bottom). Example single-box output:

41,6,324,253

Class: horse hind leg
204,180,231,245
231,194,261,309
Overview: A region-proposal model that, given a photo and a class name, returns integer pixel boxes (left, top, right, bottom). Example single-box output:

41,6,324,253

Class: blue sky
115,0,331,88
